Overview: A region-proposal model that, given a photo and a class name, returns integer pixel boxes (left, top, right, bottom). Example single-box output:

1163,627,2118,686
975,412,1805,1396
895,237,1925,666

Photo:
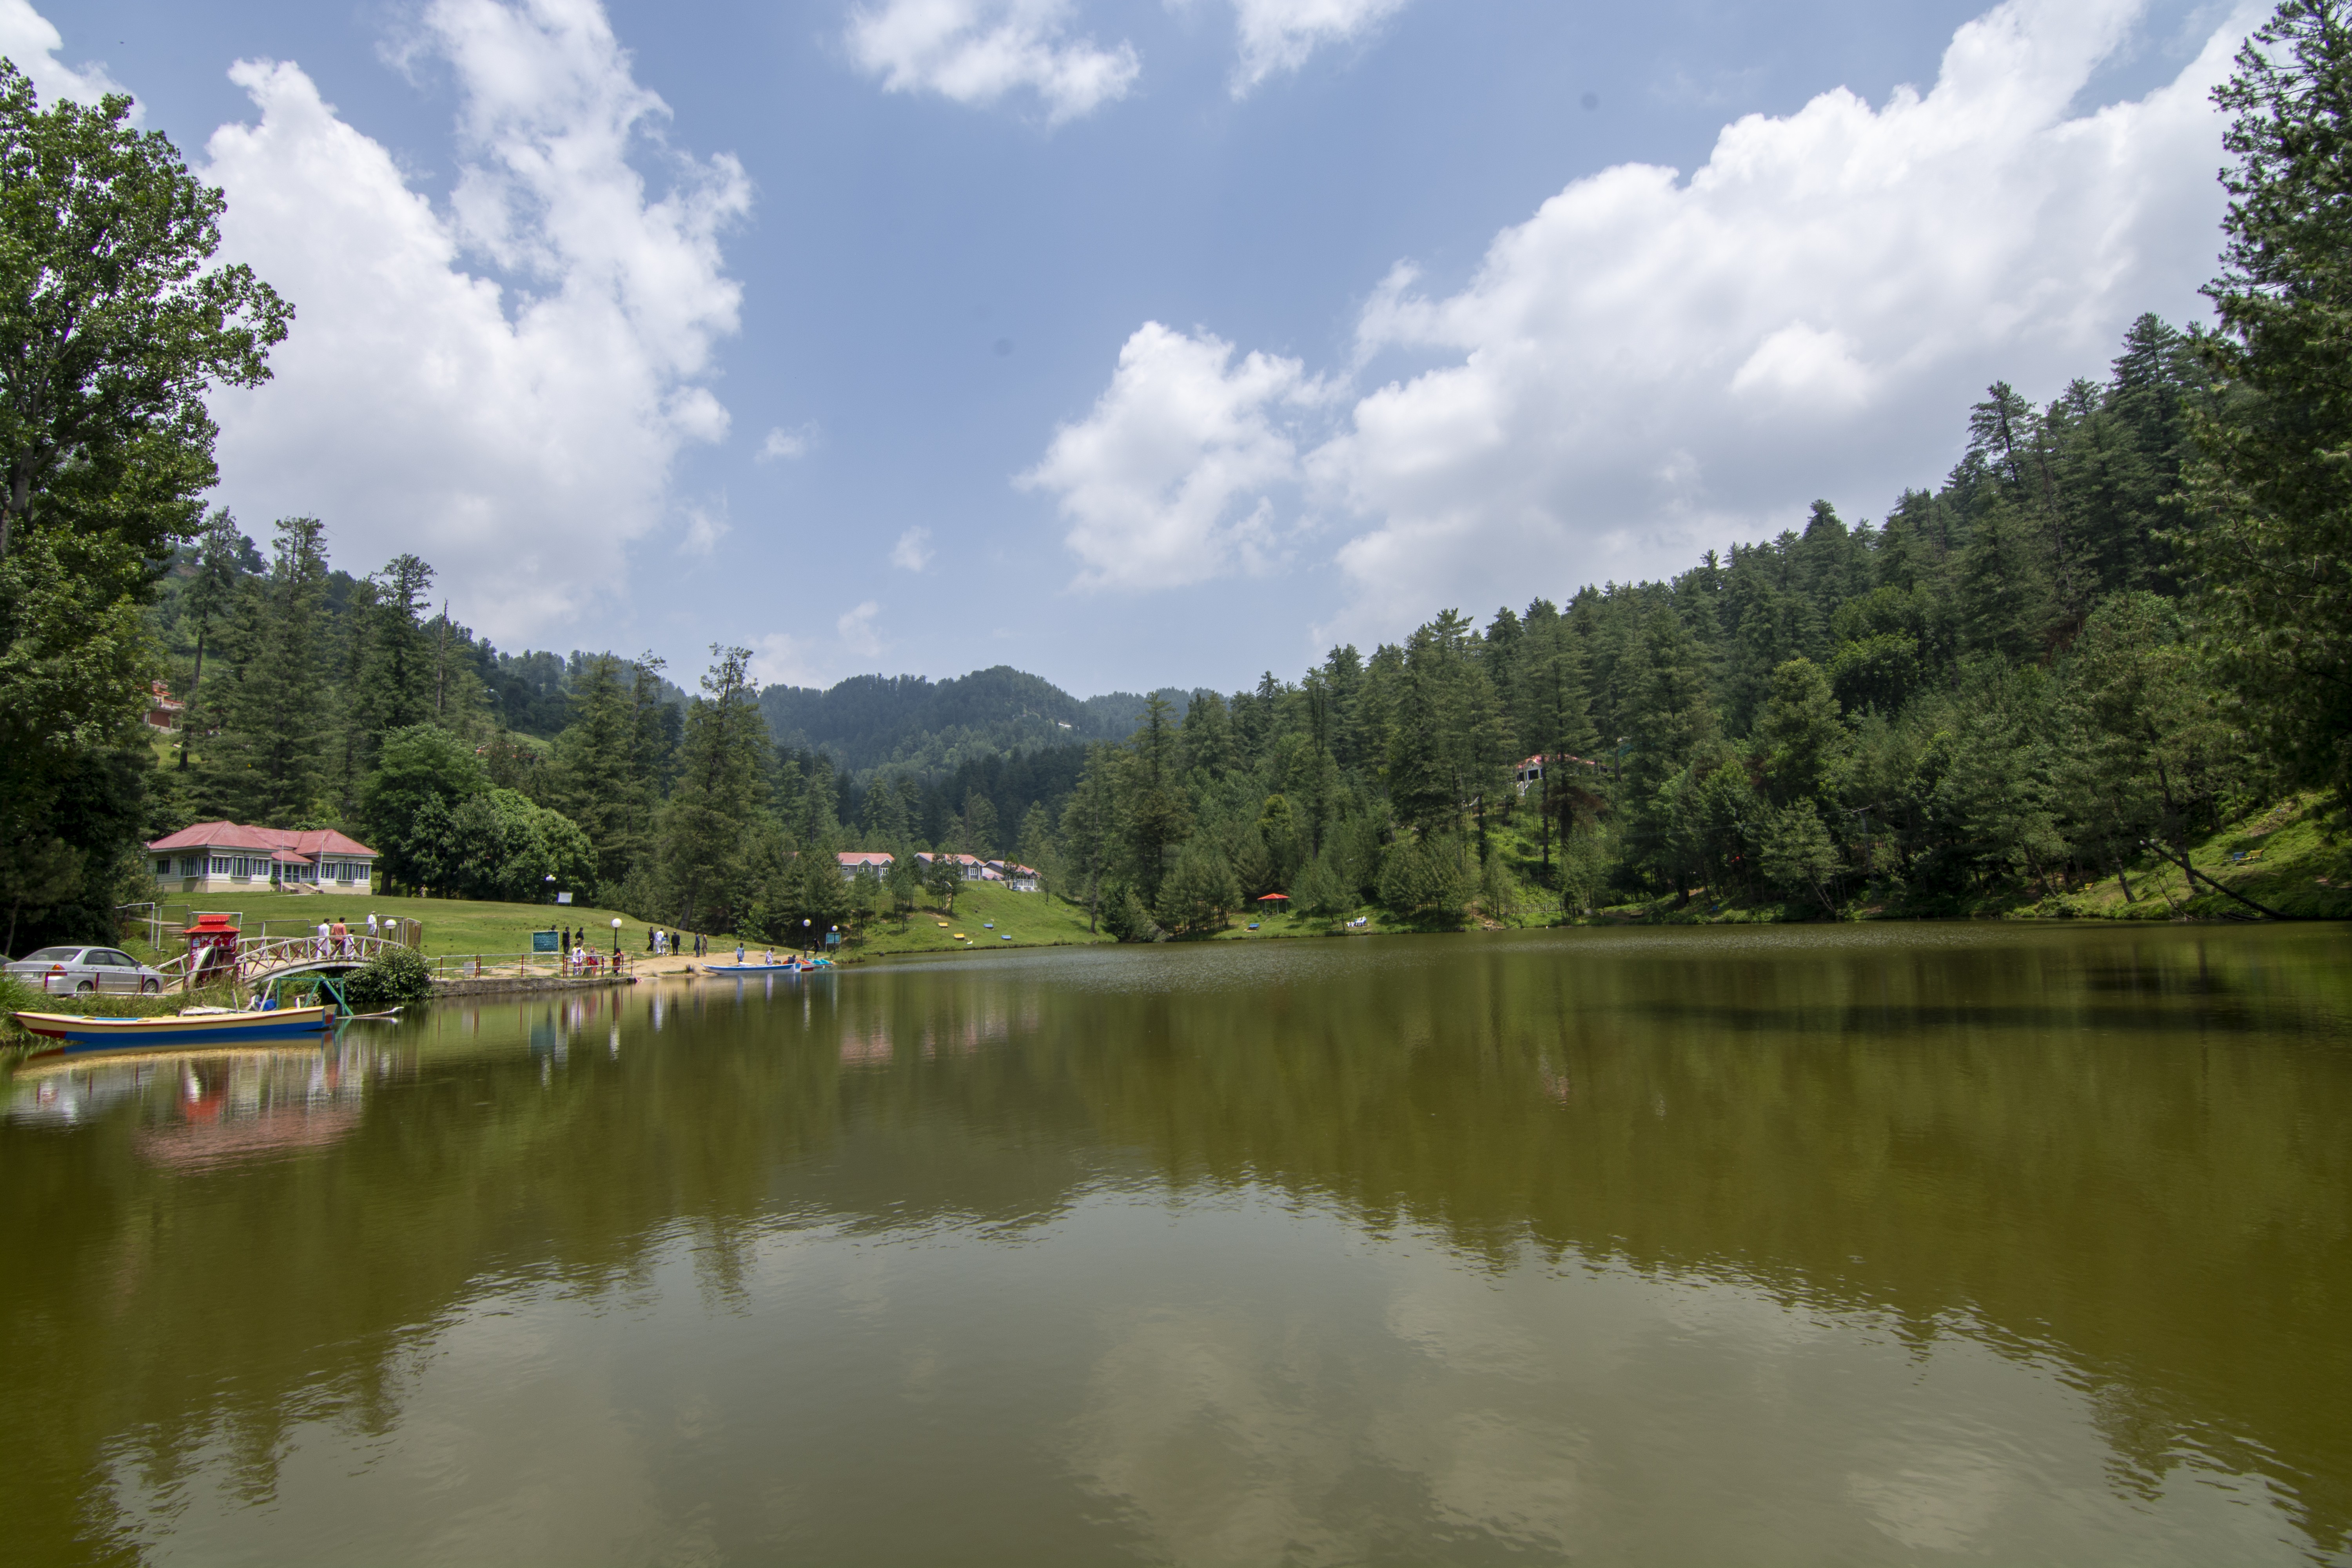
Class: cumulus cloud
758,423,818,462
200,0,749,644
1039,0,2249,644
1228,0,1410,93
837,599,884,658
1021,321,1331,590
889,525,934,570
0,0,129,107
747,631,819,688
683,499,728,556
1313,0,2250,634
846,0,1139,123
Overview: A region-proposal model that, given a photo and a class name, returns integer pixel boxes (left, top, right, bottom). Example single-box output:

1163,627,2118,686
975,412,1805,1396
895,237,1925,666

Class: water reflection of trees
0,928,2344,1559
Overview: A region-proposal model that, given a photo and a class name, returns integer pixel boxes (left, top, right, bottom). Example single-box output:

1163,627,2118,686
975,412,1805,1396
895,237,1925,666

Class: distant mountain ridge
756,665,1183,777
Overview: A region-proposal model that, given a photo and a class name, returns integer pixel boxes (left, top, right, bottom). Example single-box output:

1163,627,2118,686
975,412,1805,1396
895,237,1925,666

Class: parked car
5,946,167,996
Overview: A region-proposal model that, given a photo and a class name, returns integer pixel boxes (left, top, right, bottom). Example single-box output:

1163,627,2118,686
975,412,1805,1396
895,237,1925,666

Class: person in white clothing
367,911,380,941
315,919,330,959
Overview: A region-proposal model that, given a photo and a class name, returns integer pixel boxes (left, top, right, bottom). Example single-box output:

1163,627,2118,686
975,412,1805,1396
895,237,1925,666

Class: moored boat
12,1005,334,1057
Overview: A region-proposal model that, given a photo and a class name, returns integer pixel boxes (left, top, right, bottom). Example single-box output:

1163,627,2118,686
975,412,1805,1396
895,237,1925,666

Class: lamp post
801,918,811,953
544,874,555,904
610,917,621,956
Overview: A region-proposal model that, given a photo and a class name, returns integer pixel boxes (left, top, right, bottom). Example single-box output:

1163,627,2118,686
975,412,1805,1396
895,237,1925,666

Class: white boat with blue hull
13,1005,334,1058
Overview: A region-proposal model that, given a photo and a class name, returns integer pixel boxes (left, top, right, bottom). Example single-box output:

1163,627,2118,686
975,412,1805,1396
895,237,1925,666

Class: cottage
142,681,184,731
1513,753,1602,796
147,822,380,893
836,850,895,881
915,852,988,880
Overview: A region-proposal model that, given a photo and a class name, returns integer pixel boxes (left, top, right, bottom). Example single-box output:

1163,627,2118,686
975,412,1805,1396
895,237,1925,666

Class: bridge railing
154,934,410,993
152,938,638,993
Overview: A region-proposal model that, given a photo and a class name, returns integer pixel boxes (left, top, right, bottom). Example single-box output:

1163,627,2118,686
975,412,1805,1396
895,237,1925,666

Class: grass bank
851,881,1114,958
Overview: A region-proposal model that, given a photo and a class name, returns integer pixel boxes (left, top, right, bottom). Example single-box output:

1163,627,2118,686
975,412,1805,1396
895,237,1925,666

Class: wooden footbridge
155,936,637,996
155,935,411,995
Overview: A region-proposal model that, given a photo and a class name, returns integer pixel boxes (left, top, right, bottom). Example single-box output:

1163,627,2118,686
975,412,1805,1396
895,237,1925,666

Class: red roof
147,821,378,858
837,851,895,866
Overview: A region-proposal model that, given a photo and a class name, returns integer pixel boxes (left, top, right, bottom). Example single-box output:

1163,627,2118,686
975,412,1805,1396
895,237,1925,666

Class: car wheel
75,980,94,995
142,979,160,995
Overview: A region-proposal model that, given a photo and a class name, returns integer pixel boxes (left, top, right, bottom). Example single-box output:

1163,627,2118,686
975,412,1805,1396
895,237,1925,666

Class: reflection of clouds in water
1061,1197,2323,1565
1069,1307,1356,1564
1846,1446,2010,1553
1373,1409,1583,1550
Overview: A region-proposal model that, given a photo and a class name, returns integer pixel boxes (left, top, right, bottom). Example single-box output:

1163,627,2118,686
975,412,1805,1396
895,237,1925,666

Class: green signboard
531,929,560,954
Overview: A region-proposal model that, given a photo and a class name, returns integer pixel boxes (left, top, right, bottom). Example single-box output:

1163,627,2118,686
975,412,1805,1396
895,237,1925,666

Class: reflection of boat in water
12,1004,333,1058
9,1044,366,1171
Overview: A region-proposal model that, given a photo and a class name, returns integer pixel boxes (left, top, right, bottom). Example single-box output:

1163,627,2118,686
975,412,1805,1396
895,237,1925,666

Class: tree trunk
2140,838,2293,920
179,619,207,770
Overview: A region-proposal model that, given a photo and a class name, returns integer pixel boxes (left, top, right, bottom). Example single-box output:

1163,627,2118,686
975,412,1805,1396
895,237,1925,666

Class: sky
16,0,2250,697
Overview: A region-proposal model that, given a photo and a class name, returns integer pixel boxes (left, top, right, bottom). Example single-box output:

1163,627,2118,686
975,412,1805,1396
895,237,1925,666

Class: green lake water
2,924,2348,1565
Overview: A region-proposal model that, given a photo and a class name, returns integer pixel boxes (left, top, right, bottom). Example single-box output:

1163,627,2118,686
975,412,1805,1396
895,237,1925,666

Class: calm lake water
3,924,2348,1566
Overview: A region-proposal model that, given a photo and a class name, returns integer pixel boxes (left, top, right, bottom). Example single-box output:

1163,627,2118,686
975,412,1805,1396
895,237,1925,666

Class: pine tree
174,509,243,772
214,516,330,826
654,645,772,931
2189,0,2352,804
1120,695,1192,903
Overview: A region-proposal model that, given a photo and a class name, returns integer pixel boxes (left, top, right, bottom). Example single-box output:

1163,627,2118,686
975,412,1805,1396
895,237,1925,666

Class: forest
2,2,2349,951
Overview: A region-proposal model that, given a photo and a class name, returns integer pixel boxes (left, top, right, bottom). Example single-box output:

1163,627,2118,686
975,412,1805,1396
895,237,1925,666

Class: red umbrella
1256,892,1289,901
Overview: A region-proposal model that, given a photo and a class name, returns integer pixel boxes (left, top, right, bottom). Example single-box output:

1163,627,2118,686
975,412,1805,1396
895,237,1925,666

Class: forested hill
755,668,1172,775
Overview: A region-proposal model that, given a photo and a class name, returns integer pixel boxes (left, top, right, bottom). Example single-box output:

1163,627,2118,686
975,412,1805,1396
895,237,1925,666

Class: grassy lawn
117,888,671,966
849,881,1114,958
2033,794,2352,921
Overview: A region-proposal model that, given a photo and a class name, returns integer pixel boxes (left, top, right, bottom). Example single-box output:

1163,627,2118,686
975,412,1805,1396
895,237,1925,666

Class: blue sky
20,0,2244,695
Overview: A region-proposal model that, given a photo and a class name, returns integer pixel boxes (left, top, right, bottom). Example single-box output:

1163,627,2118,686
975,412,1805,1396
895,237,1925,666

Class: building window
154,858,169,876
210,857,229,877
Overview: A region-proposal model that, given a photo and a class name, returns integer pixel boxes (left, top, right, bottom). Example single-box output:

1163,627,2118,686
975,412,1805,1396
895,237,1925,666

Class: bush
344,945,434,1011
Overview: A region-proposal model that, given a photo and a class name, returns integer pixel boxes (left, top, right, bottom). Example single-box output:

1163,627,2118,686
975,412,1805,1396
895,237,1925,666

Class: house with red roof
914,851,989,880
836,850,895,881
147,822,380,894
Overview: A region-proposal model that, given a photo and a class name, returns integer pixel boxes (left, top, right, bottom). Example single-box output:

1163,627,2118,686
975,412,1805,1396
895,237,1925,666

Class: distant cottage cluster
835,851,1039,892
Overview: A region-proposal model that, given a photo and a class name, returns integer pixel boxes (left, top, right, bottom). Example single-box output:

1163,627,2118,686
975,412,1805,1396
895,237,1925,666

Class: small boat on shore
13,1005,334,1058
700,958,834,975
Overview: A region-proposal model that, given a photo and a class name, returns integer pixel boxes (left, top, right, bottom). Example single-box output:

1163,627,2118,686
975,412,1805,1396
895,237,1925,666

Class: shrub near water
344,947,434,1011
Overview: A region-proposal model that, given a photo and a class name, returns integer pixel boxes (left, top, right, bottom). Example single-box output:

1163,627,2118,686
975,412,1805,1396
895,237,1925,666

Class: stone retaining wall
430,975,639,998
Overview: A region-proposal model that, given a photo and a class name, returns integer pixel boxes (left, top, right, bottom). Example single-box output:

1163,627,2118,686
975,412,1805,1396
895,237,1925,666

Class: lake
3,924,2347,1565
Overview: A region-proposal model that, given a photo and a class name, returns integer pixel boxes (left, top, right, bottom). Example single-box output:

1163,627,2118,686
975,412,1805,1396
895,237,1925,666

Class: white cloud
0,0,130,107
1021,321,1328,590
1041,0,2250,643
1228,0,1410,93
747,631,820,689
683,499,728,556
890,525,934,570
200,0,749,644
846,0,1139,123
757,423,818,462
837,599,885,658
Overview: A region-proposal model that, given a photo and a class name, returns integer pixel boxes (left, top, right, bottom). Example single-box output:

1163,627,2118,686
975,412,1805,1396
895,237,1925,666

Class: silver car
5,946,167,996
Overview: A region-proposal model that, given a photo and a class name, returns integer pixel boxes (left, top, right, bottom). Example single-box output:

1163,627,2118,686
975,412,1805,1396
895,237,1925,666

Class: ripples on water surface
2,923,2348,1565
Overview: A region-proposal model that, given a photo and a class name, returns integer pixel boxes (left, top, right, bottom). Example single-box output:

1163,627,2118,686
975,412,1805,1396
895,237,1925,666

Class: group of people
310,914,381,959
552,925,707,972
